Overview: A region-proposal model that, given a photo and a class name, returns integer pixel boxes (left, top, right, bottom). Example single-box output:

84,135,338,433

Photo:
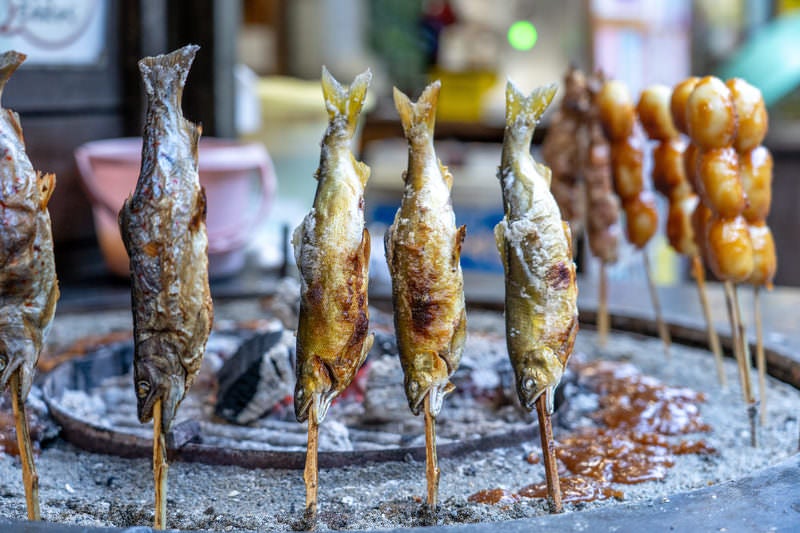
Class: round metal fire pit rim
41,340,543,469
1,453,798,533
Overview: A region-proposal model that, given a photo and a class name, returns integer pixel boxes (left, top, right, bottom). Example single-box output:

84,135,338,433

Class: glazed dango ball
683,142,702,194
691,202,713,262
652,138,690,199
611,136,644,201
637,84,679,141
598,80,636,141
696,147,746,218
727,78,768,153
740,146,773,223
667,195,699,257
624,192,659,249
748,221,777,288
686,76,737,150
670,77,699,135
706,215,754,282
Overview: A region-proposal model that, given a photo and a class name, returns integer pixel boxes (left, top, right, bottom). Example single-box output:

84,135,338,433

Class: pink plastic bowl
75,137,276,278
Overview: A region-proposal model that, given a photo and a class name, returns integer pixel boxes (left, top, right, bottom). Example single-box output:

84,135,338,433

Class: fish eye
296,389,303,399
409,382,419,393
136,380,151,398
523,378,535,390
0,354,6,371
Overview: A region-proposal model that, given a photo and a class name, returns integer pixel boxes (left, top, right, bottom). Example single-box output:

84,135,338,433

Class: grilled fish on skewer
293,67,374,425
119,46,212,529
385,81,466,508
496,81,578,514
293,67,374,522
0,50,58,521
385,80,466,418
495,81,578,413
119,45,213,433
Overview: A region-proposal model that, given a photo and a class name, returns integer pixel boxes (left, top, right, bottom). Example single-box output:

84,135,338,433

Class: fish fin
505,80,557,129
0,50,25,100
384,223,394,266
189,186,207,232
440,159,453,189
452,224,466,267
351,154,371,187
37,172,56,210
358,226,371,274
321,66,372,137
393,80,441,141
562,221,573,255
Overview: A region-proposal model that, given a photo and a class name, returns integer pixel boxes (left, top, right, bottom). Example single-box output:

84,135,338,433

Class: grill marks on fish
119,45,213,431
386,81,466,417
293,67,374,424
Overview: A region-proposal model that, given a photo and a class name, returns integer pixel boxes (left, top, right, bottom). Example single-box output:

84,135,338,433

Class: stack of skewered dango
0,41,778,528
544,66,776,448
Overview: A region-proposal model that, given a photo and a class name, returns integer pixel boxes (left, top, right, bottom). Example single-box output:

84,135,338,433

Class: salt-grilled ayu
292,67,374,425
385,81,467,418
0,50,59,521
495,82,578,413
119,45,213,433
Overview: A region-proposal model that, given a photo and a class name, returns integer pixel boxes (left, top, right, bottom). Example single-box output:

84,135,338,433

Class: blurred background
3,0,800,301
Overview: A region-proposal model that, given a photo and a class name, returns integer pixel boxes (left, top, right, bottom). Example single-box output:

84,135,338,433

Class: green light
508,20,538,51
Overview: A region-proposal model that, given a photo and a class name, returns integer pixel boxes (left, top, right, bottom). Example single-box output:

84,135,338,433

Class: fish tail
321,66,372,138
393,80,441,141
505,80,557,128
0,50,26,99
138,44,200,106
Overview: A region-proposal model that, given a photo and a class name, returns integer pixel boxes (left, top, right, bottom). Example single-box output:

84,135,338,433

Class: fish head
513,347,563,411
133,337,185,431
0,330,35,398
294,355,334,423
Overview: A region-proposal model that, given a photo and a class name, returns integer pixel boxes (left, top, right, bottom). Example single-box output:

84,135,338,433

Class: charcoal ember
362,356,407,424
214,328,295,424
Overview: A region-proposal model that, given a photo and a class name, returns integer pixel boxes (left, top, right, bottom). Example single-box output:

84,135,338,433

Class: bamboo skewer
598,262,609,348
692,256,727,386
152,399,168,530
754,287,767,425
303,403,319,524
642,251,671,357
10,370,40,521
535,394,562,514
723,282,757,447
423,394,440,509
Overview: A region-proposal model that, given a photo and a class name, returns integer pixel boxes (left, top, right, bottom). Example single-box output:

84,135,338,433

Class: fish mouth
295,387,337,424
0,355,23,394
408,381,455,417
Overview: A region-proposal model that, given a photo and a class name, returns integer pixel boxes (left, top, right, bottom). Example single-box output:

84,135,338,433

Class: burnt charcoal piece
215,329,294,424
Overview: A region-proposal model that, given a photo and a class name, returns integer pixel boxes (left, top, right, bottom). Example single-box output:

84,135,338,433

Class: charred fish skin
385,81,467,417
119,45,213,431
0,51,59,399
495,82,579,412
293,67,374,424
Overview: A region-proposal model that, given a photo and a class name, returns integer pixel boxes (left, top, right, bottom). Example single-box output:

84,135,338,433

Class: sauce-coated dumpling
670,77,699,135
740,146,773,223
706,215,754,282
726,78,768,153
637,84,679,141
598,80,635,141
696,147,746,218
686,76,737,150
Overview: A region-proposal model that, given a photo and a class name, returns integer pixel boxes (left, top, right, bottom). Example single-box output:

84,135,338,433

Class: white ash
0,303,797,531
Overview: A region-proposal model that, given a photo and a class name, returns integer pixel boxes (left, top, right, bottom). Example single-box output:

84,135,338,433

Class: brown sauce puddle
471,360,717,506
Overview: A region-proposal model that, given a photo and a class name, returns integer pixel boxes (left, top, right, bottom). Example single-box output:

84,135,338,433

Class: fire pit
0,282,798,531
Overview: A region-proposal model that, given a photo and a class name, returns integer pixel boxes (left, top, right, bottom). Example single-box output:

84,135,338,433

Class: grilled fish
385,81,467,417
293,67,374,424
0,51,59,399
119,45,213,432
495,82,579,412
